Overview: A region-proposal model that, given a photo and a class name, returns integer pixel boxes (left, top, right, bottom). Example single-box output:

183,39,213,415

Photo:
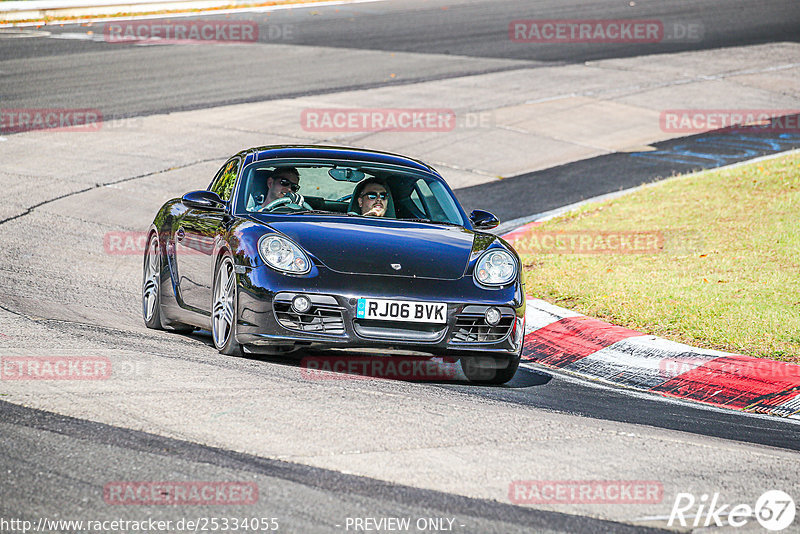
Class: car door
176,157,240,313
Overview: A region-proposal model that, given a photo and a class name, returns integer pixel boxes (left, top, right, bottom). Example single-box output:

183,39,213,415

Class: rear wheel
142,233,164,330
461,353,520,385
142,232,194,333
212,254,243,356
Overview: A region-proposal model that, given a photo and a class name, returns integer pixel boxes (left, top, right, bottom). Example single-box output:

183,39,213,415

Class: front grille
273,293,345,335
451,306,514,343
353,319,446,342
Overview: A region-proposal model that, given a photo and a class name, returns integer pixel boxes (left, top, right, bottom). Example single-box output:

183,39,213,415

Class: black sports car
143,145,525,384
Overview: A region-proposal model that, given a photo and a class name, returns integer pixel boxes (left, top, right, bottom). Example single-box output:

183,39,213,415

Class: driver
263,167,301,205
357,178,391,217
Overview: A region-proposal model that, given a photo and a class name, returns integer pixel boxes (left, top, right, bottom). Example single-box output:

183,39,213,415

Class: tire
142,233,165,330
142,232,194,333
212,253,243,356
461,353,520,385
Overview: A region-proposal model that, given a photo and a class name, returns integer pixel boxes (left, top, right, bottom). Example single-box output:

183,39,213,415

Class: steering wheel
335,193,353,202
259,192,312,213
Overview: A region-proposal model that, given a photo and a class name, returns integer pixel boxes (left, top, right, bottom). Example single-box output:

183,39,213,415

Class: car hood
265,217,476,279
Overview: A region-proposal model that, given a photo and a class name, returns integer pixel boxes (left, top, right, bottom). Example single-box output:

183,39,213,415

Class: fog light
485,307,502,326
292,295,312,313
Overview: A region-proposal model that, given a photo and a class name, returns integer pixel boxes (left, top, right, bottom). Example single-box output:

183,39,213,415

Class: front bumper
235,263,525,357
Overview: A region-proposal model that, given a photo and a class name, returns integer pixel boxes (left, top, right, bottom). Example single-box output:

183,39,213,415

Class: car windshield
235,160,465,226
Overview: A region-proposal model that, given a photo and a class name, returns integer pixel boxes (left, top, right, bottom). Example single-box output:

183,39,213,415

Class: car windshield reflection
236,161,465,226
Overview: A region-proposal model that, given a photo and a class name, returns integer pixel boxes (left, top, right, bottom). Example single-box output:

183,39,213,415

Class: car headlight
474,249,516,287
258,235,311,274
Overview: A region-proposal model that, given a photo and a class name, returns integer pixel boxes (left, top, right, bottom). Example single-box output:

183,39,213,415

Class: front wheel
212,254,243,356
461,354,520,385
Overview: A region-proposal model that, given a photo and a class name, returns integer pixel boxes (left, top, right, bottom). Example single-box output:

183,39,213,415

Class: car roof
244,145,437,175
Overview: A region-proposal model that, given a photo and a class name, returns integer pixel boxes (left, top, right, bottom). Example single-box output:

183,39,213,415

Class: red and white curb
521,298,800,419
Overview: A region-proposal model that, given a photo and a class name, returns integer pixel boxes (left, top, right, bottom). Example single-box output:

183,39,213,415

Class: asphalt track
1,0,799,118
459,123,800,220
1,399,669,534
2,0,800,532
1,347,798,532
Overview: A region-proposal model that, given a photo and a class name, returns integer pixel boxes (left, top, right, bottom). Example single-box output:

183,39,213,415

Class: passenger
356,178,391,217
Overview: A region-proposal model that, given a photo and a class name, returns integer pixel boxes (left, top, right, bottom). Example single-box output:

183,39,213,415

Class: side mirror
182,190,226,211
469,209,499,230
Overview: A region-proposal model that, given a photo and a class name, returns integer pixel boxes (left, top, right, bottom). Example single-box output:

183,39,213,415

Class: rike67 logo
669,490,795,531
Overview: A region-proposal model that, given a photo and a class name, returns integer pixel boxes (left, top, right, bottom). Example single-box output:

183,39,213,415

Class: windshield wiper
402,218,460,226
290,209,342,215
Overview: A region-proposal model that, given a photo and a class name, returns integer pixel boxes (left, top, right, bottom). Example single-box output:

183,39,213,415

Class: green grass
518,151,800,362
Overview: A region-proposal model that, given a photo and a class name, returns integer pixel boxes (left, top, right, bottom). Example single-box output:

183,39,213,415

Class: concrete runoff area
1,42,798,200
1,38,799,531
1,308,799,531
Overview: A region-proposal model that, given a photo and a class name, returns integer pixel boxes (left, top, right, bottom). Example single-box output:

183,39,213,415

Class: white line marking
47,31,102,41
0,0,389,28
0,28,50,37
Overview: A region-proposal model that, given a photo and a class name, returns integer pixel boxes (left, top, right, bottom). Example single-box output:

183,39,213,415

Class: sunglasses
278,178,301,192
362,191,388,200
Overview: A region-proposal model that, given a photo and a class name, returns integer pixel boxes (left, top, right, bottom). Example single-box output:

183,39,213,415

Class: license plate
356,298,447,324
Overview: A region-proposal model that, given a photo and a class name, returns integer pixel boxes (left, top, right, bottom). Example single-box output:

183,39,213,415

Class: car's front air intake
451,305,515,343
273,293,345,335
